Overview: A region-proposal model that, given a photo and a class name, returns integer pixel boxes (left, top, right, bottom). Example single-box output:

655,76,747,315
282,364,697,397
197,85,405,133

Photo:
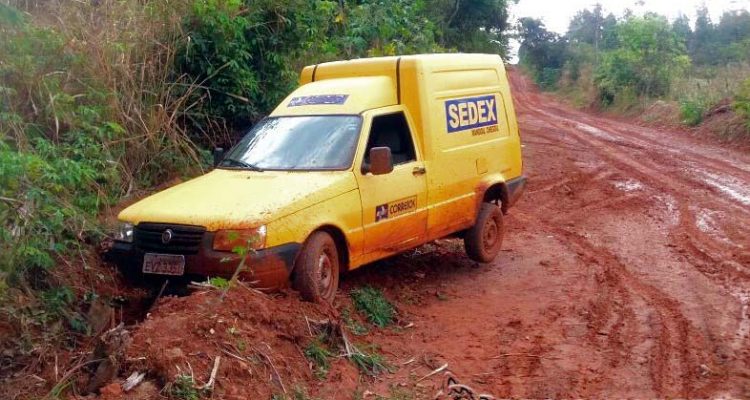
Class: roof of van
270,53,504,117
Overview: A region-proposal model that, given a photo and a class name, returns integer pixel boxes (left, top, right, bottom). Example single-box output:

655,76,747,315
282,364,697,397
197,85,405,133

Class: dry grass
671,62,750,103
6,0,228,196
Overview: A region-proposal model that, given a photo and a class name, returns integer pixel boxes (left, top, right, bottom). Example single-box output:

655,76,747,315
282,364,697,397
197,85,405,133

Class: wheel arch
482,181,509,213
308,224,350,273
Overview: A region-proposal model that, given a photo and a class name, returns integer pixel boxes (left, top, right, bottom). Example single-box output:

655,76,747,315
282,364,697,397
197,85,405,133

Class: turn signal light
212,226,267,252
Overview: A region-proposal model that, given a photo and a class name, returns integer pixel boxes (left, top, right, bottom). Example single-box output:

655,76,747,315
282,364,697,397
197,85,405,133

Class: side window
364,112,417,166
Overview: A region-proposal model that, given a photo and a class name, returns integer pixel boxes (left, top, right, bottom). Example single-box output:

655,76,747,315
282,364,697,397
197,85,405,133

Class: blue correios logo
445,95,498,133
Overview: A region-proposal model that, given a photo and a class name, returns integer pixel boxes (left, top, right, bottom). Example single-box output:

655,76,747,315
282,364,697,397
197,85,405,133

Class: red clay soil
47,70,750,399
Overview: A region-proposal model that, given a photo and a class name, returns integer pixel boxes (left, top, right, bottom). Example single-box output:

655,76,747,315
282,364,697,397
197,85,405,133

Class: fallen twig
491,353,545,359
123,371,145,392
45,358,104,399
198,356,220,391
255,348,286,394
416,363,448,382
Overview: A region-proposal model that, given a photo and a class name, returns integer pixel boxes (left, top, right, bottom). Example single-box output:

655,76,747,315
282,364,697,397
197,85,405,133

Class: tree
427,0,513,54
517,17,567,89
672,13,692,48
690,5,717,65
567,4,605,50
716,10,750,62
595,14,690,101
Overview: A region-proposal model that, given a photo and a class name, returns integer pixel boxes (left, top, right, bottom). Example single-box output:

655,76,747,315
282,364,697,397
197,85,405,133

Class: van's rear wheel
293,231,340,303
464,202,504,263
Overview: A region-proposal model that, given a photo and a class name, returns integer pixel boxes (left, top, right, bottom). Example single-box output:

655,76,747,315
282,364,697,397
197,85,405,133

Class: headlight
114,222,134,243
213,225,267,252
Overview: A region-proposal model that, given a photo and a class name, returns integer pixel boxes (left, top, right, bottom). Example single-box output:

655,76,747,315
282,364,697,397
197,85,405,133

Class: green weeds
350,287,395,328
734,78,750,131
169,375,201,400
303,336,333,380
679,99,707,126
350,346,390,376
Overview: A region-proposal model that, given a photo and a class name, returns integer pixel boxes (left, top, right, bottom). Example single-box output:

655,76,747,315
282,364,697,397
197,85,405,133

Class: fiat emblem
161,229,174,244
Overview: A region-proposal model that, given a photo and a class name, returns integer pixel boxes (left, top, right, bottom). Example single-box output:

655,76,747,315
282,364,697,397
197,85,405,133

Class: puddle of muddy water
694,169,750,207
613,179,645,192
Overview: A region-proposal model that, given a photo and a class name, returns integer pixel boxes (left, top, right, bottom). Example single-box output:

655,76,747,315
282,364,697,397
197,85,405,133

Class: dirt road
335,71,750,398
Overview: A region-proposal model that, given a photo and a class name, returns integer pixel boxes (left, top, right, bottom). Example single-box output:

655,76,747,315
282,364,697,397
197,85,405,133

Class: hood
118,169,357,231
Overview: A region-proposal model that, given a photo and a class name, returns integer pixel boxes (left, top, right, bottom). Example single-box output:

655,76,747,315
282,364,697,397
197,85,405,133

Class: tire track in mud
524,102,750,273
512,208,699,397
509,71,750,397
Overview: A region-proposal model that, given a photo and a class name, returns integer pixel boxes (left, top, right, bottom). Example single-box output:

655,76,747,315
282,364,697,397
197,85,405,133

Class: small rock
166,347,184,360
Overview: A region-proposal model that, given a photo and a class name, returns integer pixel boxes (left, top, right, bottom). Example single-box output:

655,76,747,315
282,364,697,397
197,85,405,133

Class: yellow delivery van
110,54,526,302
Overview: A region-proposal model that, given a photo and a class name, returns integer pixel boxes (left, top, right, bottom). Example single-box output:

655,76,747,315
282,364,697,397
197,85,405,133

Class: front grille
134,223,206,254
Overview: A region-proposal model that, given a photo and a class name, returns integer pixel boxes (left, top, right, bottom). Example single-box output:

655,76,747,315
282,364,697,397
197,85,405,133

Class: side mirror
212,147,224,167
367,147,394,175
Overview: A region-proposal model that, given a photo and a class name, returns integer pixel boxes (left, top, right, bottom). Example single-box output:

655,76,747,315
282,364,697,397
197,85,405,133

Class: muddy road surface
335,71,750,398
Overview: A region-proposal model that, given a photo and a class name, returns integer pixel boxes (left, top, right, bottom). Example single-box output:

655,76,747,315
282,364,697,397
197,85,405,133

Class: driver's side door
355,108,428,259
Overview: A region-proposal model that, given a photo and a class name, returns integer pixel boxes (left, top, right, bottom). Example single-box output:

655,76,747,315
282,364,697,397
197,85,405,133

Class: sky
508,0,750,61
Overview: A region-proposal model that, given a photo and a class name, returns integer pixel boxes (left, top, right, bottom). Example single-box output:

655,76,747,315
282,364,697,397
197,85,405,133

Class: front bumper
106,232,301,288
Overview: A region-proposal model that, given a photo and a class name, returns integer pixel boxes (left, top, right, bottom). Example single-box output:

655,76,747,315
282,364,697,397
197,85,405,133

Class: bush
734,78,750,130
0,1,206,381
176,0,442,137
350,287,395,328
679,99,707,126
594,15,689,104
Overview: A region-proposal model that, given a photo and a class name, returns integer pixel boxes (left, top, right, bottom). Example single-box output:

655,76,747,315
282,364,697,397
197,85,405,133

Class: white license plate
143,253,185,276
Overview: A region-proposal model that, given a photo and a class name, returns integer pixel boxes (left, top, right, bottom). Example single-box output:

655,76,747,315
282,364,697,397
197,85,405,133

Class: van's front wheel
464,203,504,263
293,231,340,303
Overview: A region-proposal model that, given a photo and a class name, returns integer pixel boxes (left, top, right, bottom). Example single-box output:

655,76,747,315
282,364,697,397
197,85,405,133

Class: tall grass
0,1,214,387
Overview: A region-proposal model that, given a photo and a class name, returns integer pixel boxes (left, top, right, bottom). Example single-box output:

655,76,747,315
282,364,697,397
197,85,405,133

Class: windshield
219,115,362,171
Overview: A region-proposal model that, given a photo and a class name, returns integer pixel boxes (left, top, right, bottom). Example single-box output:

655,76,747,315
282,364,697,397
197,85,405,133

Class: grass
342,306,369,336
349,346,390,376
169,375,200,400
350,287,395,328
303,336,333,380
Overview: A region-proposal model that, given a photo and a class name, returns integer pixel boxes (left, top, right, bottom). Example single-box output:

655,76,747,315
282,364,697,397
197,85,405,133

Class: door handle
412,166,426,176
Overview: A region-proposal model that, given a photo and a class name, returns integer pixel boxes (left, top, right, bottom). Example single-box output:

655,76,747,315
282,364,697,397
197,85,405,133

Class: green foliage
350,286,395,328
521,4,750,117
734,78,750,131
342,306,369,336
208,276,229,289
170,374,201,400
691,8,750,66
517,17,567,90
177,0,452,135
595,15,689,103
350,347,390,376
304,336,333,379
679,99,707,126
427,0,513,53
0,12,118,287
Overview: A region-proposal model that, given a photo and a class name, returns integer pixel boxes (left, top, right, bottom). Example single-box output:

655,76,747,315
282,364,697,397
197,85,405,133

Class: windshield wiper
220,158,264,171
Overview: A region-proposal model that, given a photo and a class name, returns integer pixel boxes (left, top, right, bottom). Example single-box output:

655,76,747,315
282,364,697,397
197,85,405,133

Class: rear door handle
412,166,426,176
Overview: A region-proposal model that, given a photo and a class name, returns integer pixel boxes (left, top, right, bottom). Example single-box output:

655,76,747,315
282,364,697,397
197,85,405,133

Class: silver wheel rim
483,218,499,251
317,250,335,298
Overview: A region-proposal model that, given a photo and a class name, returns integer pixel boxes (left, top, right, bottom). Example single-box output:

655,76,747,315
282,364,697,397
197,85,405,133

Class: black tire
293,231,340,303
464,202,504,263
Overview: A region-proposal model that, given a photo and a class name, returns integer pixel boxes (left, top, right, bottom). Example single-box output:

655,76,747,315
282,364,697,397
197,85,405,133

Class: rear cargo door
356,110,428,256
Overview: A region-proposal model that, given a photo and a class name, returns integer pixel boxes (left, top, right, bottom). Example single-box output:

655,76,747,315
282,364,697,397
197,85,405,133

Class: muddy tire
464,203,504,263
293,231,340,303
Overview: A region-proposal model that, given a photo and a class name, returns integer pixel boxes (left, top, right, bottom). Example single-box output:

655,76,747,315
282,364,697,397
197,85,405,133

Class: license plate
143,253,185,276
